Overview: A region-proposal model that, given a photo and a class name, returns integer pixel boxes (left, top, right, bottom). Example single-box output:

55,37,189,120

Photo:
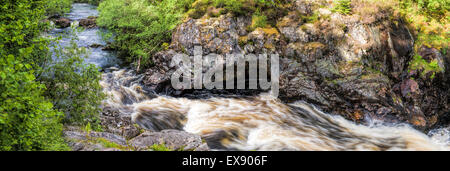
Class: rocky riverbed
143,0,449,131
52,1,449,151
48,3,209,151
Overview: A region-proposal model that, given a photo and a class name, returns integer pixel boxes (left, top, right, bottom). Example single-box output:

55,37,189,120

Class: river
51,3,450,151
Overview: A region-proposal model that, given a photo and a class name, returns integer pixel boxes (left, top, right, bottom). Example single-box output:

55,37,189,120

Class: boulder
100,105,142,140
129,130,209,151
63,130,128,151
79,16,97,28
54,17,71,28
141,4,449,130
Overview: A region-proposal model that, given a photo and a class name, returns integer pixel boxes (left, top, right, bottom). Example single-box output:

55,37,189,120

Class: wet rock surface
142,0,449,131
53,17,71,28
79,16,97,28
64,128,127,151
63,100,211,151
56,4,210,151
129,130,209,151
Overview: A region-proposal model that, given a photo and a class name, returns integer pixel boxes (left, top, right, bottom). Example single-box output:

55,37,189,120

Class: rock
195,143,210,151
63,130,128,151
171,15,249,56
141,3,449,130
101,107,142,139
89,43,103,48
293,0,328,15
401,79,419,98
418,46,446,73
101,42,116,51
129,130,209,151
79,16,97,28
54,17,71,28
247,27,281,53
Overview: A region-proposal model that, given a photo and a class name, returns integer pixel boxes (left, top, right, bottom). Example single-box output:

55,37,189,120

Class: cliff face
143,0,449,130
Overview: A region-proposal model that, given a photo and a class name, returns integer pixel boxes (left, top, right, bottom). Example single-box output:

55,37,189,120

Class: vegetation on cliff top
97,0,195,70
339,0,448,78
96,0,447,72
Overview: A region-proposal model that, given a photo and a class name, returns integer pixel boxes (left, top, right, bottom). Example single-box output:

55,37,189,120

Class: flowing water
61,3,450,151
48,3,122,69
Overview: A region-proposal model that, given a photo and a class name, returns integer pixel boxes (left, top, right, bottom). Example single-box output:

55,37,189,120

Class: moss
95,138,128,150
304,42,325,51
332,0,352,15
264,43,275,49
299,24,311,32
239,36,248,47
249,13,268,31
408,54,444,79
148,143,174,151
162,42,170,50
188,0,290,23
324,78,339,86
207,6,224,17
188,0,211,19
259,27,279,36
276,15,295,28
301,12,320,24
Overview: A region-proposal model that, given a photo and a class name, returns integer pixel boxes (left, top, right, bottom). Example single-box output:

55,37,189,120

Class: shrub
399,0,449,50
0,0,69,151
149,143,173,151
403,0,449,18
409,54,444,79
97,0,195,70
332,0,352,15
249,13,268,31
189,0,289,18
38,30,105,126
74,0,103,5
46,0,73,16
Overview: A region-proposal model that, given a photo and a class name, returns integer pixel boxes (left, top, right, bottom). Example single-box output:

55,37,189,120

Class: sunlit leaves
0,0,69,151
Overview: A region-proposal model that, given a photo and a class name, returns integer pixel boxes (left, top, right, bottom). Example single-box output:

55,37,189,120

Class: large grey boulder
129,130,209,151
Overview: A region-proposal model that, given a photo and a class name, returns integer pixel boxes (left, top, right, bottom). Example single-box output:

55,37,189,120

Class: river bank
50,1,450,151
46,3,209,151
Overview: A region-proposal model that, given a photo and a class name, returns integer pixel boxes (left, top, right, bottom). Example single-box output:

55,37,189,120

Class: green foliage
148,143,173,151
401,0,449,19
46,0,73,16
38,31,105,126
249,12,268,30
97,0,194,70
0,0,69,151
301,12,320,23
74,0,103,6
213,0,246,15
95,138,127,149
189,0,289,18
399,0,449,50
409,54,444,79
332,0,352,15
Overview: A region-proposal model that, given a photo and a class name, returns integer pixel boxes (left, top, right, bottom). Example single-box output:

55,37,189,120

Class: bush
398,0,449,51
189,0,288,18
409,54,444,79
38,32,105,126
332,0,352,15
46,0,73,16
97,0,194,70
249,12,268,30
0,0,69,151
403,0,449,18
74,0,103,6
